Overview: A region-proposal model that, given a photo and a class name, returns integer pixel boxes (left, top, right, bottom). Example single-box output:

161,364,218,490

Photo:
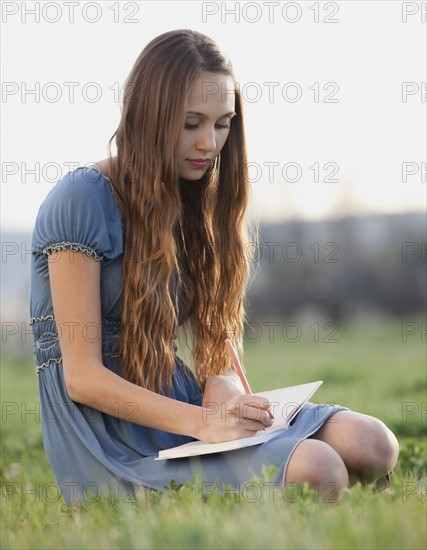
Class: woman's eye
184,121,231,130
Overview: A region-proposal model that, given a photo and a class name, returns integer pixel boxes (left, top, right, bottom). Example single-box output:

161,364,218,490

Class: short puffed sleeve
32,167,123,263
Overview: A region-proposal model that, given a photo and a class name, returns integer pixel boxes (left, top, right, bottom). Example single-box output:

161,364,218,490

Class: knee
308,450,349,498
285,440,349,501
367,417,400,475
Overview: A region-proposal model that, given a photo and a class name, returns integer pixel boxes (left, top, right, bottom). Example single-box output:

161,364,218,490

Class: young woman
30,29,399,504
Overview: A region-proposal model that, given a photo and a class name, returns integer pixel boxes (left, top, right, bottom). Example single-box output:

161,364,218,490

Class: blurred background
2,211,425,359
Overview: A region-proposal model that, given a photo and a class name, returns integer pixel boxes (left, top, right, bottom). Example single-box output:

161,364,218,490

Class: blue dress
30,166,348,503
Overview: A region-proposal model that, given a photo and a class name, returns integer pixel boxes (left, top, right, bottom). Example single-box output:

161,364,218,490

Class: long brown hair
106,29,258,394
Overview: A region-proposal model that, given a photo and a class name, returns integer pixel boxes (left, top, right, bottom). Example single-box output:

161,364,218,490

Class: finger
233,403,274,426
249,403,275,423
251,395,275,419
235,396,275,419
235,417,270,433
244,409,273,428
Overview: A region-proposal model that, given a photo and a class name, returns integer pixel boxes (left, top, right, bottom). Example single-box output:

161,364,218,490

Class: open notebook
156,380,323,460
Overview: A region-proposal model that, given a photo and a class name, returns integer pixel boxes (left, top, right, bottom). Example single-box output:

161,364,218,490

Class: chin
178,171,206,182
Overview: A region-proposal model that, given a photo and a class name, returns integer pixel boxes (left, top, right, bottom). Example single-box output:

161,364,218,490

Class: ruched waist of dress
30,316,180,373
30,316,123,373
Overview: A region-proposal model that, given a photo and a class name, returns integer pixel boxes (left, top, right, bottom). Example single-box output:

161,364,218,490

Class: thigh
310,410,373,456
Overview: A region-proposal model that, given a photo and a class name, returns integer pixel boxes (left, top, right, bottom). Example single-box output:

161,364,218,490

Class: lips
186,159,211,169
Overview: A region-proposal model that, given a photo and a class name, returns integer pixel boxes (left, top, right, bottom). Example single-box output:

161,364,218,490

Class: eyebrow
186,111,236,118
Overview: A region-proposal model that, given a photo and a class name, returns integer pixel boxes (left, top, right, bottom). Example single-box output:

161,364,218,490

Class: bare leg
309,410,399,486
284,438,350,503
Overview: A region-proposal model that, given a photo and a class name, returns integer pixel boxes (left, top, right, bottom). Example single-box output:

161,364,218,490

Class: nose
196,127,216,153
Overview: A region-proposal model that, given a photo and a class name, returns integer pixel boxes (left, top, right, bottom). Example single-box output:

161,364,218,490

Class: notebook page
156,381,322,460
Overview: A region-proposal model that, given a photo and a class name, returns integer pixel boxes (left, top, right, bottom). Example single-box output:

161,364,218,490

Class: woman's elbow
63,362,86,402
63,359,105,403
64,373,81,402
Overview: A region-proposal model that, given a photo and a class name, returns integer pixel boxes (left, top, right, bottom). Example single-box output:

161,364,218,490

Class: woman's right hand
197,394,274,444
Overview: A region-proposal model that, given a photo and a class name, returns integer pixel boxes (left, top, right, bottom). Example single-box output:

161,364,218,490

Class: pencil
224,338,252,395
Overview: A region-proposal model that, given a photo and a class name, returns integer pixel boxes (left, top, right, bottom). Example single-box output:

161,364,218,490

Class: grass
1,317,426,549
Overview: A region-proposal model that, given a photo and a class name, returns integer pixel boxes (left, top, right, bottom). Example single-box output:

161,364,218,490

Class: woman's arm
202,372,246,407
48,250,273,443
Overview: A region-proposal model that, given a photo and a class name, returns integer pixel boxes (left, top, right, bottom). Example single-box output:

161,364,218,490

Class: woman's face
176,72,236,180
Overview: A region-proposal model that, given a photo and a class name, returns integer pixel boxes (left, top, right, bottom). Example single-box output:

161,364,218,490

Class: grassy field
1,317,426,549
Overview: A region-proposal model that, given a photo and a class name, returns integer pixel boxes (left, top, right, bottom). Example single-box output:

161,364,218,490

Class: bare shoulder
88,157,117,181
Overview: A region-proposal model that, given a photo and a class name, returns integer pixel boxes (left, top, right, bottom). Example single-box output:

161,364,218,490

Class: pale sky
1,0,426,232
